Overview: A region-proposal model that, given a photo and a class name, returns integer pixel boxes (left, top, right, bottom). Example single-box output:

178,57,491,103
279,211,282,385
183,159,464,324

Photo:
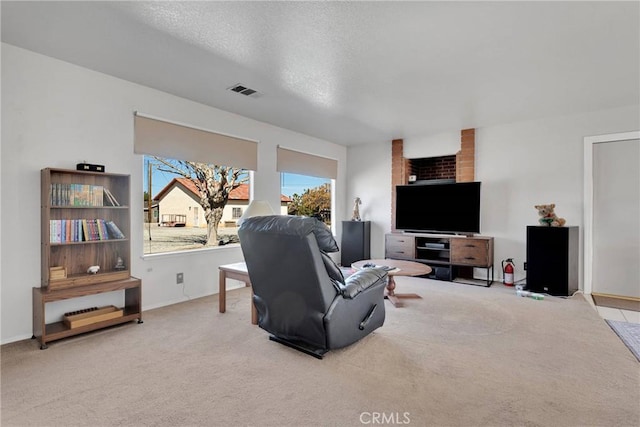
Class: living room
2,2,639,426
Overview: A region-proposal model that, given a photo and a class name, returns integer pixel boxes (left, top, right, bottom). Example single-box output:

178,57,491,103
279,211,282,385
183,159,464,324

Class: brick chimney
391,139,410,231
456,129,475,182
390,129,476,229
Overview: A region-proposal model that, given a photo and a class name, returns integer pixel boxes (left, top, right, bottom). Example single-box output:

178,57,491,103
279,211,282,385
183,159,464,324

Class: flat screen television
395,181,481,234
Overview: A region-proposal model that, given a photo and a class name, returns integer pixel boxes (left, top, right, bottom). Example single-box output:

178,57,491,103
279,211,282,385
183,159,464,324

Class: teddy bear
534,204,566,227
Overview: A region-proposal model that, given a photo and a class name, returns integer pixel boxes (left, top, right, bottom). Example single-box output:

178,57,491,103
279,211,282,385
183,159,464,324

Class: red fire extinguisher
502,258,515,286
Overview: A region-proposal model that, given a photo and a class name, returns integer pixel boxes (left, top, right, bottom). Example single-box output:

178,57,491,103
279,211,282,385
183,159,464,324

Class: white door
584,132,640,297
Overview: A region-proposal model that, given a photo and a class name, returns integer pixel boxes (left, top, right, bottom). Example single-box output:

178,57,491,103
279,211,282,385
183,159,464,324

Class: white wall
402,131,459,160
345,142,392,259
347,105,639,285
0,44,348,344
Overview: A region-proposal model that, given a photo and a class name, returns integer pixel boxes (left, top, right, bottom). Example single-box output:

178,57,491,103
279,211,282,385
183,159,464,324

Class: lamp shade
237,200,276,226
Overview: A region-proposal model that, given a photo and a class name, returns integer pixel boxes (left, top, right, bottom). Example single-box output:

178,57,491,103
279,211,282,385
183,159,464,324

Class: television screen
395,182,481,234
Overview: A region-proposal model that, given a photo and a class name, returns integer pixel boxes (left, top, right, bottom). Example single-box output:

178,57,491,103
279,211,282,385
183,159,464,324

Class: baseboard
592,293,640,312
452,277,492,287
1,333,35,346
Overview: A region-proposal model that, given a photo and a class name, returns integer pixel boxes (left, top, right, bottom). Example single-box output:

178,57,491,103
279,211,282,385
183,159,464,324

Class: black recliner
238,215,387,358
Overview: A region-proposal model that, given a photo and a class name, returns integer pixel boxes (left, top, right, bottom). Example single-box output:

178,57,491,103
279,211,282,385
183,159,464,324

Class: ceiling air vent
228,84,259,97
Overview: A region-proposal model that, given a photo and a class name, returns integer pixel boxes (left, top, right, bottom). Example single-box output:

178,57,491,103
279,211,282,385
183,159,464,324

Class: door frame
583,130,639,295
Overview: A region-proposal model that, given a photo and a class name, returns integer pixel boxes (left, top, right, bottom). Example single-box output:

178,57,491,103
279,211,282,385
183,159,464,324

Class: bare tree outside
152,157,248,246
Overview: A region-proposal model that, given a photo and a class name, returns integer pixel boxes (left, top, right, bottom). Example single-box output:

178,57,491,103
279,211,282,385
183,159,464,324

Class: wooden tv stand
385,233,494,286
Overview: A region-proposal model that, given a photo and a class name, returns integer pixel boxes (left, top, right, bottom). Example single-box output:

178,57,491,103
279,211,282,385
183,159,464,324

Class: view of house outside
143,155,331,254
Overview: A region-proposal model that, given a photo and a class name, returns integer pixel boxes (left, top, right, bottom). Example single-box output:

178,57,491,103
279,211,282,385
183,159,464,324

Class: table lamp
237,200,275,226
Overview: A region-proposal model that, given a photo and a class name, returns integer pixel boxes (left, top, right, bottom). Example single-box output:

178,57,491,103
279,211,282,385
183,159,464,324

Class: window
143,155,250,254
134,113,257,255
277,147,337,227
281,172,332,226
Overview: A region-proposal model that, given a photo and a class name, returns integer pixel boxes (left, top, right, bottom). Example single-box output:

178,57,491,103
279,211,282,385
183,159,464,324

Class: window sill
140,242,241,260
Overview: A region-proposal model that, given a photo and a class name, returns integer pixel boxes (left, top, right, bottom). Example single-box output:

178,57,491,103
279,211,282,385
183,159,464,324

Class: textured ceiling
2,1,639,146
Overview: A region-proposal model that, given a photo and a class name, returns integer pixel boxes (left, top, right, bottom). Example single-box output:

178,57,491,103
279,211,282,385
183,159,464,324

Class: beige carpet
2,278,639,427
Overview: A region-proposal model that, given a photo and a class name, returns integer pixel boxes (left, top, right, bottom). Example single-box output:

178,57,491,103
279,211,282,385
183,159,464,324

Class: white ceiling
2,1,639,146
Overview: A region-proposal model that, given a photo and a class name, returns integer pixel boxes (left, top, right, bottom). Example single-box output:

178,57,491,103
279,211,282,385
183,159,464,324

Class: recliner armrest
341,268,387,299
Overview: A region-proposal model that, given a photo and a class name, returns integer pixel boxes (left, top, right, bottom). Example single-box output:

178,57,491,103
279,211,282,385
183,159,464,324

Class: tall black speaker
341,221,371,267
526,226,578,296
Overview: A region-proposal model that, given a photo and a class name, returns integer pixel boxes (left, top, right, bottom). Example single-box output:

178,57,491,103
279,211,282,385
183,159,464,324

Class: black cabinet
341,221,371,266
526,226,578,296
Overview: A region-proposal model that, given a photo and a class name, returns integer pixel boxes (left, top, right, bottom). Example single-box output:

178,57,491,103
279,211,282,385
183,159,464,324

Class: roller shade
277,147,337,179
134,113,258,170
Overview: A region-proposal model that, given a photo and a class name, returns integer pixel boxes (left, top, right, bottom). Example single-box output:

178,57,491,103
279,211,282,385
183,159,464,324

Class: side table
218,262,257,325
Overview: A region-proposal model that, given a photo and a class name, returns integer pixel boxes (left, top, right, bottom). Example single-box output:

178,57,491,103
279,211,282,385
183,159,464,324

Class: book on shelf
64,219,71,242
88,219,100,241
49,183,105,207
81,219,89,241
103,188,120,206
103,189,115,206
95,220,102,240
50,220,61,243
105,220,126,239
94,219,109,240
50,218,123,242
92,185,104,206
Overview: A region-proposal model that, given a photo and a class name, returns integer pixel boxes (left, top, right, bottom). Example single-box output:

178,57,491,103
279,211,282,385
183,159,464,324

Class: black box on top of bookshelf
76,163,105,172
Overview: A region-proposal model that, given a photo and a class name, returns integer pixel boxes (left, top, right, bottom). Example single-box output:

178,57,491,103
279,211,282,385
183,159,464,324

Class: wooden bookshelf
33,277,142,349
41,168,131,289
34,168,142,349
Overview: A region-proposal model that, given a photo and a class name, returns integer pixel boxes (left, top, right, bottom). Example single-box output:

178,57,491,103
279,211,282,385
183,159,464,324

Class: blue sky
280,173,330,198
144,156,328,198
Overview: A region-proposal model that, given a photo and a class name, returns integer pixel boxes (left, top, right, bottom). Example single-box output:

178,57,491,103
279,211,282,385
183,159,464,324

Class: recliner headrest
239,215,339,253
